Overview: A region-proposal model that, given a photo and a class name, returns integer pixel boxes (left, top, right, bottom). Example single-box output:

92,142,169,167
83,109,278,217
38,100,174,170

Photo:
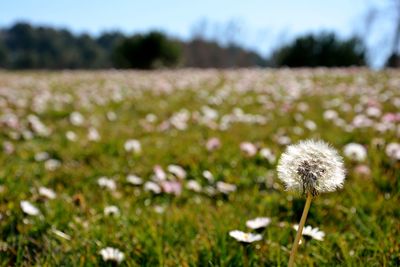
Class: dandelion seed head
277,139,345,196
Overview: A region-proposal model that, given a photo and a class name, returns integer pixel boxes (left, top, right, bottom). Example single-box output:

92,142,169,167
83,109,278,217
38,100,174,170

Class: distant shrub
271,33,366,67
112,31,181,69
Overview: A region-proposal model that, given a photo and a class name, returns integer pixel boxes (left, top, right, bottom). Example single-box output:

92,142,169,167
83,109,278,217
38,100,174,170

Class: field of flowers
0,69,399,266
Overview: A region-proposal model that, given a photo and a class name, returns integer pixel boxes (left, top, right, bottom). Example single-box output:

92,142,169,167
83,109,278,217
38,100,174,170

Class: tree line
0,22,369,69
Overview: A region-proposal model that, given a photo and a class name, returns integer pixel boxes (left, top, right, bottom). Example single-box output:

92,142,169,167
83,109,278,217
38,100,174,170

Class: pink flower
240,142,257,157
160,181,182,195
206,137,221,152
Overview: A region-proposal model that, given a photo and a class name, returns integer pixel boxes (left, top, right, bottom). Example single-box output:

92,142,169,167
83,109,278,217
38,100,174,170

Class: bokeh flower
343,143,367,162
99,247,124,264
246,217,271,230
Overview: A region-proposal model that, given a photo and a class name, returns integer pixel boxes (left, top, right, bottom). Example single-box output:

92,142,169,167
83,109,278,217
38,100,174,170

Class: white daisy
293,224,325,241
44,159,61,171
216,181,237,194
144,181,162,194
246,217,271,230
97,177,116,191
167,164,186,179
124,139,141,154
202,170,214,182
39,187,56,199
99,247,124,264
20,201,40,216
69,112,84,126
126,174,143,185
259,148,276,164
88,127,100,141
186,180,202,192
229,230,262,243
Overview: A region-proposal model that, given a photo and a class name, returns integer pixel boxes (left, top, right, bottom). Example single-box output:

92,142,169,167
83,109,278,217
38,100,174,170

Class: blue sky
0,0,390,66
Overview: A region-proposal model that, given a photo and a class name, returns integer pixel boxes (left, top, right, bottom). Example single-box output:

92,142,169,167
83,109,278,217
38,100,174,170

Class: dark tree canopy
112,32,181,69
272,33,366,67
0,23,373,69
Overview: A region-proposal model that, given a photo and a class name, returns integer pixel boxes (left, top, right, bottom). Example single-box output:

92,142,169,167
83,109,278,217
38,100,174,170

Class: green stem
288,192,312,267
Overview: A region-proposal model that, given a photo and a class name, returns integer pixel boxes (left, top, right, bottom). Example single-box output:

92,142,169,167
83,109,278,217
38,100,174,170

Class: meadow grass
0,69,399,266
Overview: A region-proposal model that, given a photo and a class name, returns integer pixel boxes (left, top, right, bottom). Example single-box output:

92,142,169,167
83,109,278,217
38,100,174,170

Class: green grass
0,69,399,266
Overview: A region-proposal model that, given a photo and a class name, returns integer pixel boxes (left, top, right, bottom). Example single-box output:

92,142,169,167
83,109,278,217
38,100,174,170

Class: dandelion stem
288,192,312,267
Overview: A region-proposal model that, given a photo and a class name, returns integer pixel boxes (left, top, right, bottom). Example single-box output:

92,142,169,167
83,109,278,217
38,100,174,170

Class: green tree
272,33,366,67
112,31,181,69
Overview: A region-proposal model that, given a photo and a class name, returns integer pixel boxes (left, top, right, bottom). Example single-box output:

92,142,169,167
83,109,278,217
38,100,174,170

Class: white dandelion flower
246,217,271,230
293,224,325,241
20,201,40,216
99,247,124,264
343,143,367,162
229,230,262,243
385,142,400,160
277,139,345,196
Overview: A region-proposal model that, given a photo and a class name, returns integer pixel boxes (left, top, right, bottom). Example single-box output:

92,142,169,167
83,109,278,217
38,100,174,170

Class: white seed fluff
277,139,345,195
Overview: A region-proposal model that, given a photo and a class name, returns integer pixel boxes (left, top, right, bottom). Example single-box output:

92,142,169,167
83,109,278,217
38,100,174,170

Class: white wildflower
39,187,56,199
20,201,40,216
35,152,49,162
259,148,276,164
293,224,325,241
126,174,143,185
216,181,237,194
186,180,202,192
88,127,100,141
229,230,262,243
343,143,367,162
202,170,214,182
240,142,257,157
70,112,84,126
246,217,271,230
144,181,161,194
44,159,61,171
104,205,120,217
277,139,345,196
97,177,116,191
66,131,77,141
124,139,141,154
385,142,400,160
99,247,124,264
167,164,186,179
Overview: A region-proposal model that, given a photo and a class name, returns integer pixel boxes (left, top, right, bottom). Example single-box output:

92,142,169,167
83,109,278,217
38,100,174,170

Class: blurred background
0,0,398,69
